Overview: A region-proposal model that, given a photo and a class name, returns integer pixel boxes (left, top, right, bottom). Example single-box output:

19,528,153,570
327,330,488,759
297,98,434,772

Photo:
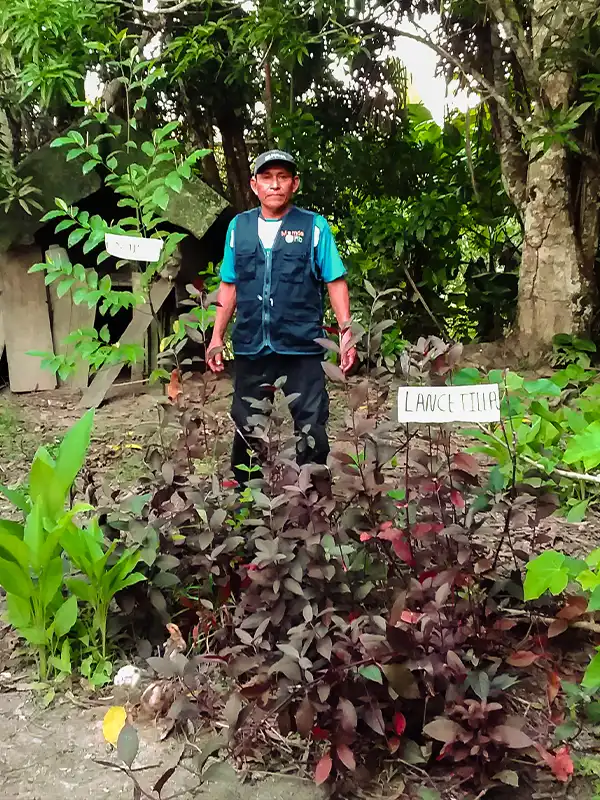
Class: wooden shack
0,119,231,406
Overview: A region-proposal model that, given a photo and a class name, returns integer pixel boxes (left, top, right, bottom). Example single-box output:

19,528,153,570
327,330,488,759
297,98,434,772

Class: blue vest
231,206,325,356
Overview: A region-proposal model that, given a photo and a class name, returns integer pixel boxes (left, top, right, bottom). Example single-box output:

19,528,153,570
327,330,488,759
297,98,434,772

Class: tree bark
514,0,599,357
216,107,255,212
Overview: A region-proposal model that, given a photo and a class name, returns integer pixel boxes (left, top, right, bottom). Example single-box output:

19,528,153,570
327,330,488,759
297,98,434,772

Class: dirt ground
1,382,600,799
0,690,325,800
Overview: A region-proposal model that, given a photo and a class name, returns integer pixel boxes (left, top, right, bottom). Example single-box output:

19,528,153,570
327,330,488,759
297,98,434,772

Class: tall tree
348,0,600,355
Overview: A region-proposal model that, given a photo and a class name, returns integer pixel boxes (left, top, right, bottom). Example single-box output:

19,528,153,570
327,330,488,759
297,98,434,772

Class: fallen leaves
506,650,541,668
536,743,574,782
103,705,127,746
315,753,333,785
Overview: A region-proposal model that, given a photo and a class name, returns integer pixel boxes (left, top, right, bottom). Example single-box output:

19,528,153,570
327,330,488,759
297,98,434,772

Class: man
207,149,356,486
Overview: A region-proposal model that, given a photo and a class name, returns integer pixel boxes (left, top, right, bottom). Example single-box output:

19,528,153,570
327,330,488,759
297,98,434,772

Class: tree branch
350,18,528,133
96,0,225,15
486,0,538,91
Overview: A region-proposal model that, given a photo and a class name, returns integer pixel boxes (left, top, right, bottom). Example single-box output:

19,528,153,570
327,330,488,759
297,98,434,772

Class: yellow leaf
103,705,127,746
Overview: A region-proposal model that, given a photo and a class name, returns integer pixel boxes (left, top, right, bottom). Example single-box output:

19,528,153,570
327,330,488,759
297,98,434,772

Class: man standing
207,150,356,486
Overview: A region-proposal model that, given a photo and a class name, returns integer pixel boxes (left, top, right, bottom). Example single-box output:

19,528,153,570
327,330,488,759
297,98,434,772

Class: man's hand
340,327,357,374
207,337,225,372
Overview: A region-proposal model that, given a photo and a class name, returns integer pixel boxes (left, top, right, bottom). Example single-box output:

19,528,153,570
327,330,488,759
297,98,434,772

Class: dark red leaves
311,726,330,741
393,712,406,736
337,697,358,732
423,718,463,743
557,595,588,620
450,489,466,509
336,743,356,771
547,671,561,706
364,706,385,735
490,725,533,749
295,697,314,738
314,753,332,785
377,527,415,566
506,650,540,667
452,452,480,477
548,618,568,639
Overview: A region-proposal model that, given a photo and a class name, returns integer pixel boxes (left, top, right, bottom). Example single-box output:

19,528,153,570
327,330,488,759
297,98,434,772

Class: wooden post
0,245,57,392
47,246,95,390
79,278,173,409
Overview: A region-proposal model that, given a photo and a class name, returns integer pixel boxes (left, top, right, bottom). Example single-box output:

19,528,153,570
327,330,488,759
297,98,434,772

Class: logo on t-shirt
281,229,304,244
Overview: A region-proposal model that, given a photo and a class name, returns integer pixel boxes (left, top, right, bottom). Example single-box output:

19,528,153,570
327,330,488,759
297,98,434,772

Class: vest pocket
235,252,256,280
280,253,308,283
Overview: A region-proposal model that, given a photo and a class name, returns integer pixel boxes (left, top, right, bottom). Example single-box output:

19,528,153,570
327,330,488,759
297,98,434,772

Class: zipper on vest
263,248,272,348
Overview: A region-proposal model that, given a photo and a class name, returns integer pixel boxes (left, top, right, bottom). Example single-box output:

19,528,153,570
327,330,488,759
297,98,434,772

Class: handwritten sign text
104,234,164,262
397,384,501,424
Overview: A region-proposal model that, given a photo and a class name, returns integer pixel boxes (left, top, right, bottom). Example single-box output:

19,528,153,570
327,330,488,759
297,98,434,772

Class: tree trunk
216,107,255,212
514,0,598,357
516,145,595,356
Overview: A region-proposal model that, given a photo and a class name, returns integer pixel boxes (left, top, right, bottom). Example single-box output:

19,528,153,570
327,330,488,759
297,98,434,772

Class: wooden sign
398,384,501,424
105,234,164,262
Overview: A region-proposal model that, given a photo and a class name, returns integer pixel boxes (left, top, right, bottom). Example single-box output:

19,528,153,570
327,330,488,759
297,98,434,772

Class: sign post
397,384,501,424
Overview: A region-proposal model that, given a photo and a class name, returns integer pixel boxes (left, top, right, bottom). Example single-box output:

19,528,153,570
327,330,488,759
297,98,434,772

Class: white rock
113,665,142,688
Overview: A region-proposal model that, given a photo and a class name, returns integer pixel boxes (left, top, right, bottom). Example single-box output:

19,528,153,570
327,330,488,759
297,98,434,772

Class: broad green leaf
40,556,63,607
0,484,29,512
451,367,480,385
587,586,600,612
6,593,32,628
68,228,87,248
117,724,139,767
358,664,383,684
29,446,60,516
582,651,600,689
53,410,94,502
0,557,32,598
586,549,600,568
164,172,182,193
563,421,600,470
23,501,45,573
114,572,147,592
523,378,561,397
151,185,169,211
523,551,568,600
576,569,600,592
66,578,94,603
20,625,49,646
54,595,78,637
566,499,589,523
0,531,30,569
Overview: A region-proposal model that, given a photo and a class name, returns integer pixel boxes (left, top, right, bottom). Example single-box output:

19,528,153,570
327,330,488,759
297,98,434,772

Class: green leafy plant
551,334,596,369
28,34,210,382
0,409,146,686
0,410,95,680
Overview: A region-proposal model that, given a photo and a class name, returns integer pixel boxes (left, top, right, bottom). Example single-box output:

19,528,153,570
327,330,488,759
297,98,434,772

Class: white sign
398,384,501,424
104,234,164,262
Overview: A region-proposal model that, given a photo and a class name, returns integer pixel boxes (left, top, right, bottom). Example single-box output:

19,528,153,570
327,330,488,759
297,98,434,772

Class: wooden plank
0,246,57,392
130,272,144,383
47,246,95,390
0,304,5,362
79,278,174,409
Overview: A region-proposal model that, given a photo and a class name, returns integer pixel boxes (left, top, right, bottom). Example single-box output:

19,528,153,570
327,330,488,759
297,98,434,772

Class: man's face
251,164,299,214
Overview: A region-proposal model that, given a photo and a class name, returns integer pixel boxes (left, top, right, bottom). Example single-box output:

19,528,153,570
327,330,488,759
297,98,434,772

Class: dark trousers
230,353,329,486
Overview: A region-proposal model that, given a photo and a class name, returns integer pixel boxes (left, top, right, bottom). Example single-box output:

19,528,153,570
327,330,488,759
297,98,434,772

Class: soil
1,381,600,799
0,690,324,800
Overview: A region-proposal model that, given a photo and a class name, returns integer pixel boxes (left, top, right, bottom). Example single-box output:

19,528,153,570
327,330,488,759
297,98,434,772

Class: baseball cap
253,150,297,176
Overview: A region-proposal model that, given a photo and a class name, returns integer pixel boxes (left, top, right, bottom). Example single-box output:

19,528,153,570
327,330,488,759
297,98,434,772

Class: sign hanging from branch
398,384,501,424
105,234,164,262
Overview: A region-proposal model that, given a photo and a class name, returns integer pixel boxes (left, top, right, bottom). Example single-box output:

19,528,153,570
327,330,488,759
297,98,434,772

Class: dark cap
253,149,296,176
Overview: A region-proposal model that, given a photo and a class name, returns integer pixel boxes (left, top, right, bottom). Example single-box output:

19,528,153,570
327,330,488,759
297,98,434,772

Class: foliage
0,411,145,686
454,366,600,519
524,548,600,690
92,335,572,794
28,37,210,380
